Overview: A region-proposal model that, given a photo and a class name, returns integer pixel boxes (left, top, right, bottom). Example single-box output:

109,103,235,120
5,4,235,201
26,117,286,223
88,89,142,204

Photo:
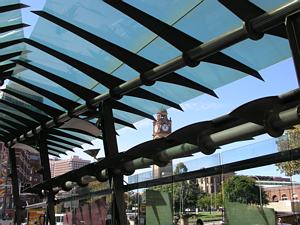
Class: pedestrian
277,217,282,225
196,218,204,225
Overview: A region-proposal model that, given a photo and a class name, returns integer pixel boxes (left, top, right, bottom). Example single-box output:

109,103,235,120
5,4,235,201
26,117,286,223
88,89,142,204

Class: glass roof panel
0,0,19,7
0,10,22,28
0,0,295,146
48,149,63,156
0,128,10,133
6,80,65,111
47,140,77,150
0,103,38,122
25,0,292,118
48,134,85,146
55,129,95,142
15,66,79,103
47,145,68,153
0,112,27,126
0,120,15,129
0,90,50,117
0,29,23,44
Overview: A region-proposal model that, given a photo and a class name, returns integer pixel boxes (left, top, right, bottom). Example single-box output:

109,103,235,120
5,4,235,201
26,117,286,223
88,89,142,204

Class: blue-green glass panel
15,67,79,106
0,10,22,28
0,112,27,126
0,120,15,129
0,103,39,122
49,134,85,146
47,140,77,150
0,29,23,44
55,129,95,142
5,81,63,112
0,128,10,133
48,149,63,156
0,0,292,134
47,145,68,153
0,0,19,7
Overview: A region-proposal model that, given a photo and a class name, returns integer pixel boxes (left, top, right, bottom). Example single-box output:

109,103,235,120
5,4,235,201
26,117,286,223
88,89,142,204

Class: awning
0,0,295,157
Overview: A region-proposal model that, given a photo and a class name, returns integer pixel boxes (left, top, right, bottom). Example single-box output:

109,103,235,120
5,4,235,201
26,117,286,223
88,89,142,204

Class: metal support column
101,101,127,225
286,11,300,86
38,132,55,225
8,147,22,225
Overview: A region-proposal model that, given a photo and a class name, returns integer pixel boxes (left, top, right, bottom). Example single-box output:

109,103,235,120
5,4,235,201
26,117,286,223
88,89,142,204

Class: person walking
196,218,204,225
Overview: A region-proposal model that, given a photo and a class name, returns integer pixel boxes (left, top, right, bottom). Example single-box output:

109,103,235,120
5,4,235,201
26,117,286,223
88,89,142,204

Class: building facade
198,173,234,194
152,109,173,179
0,142,42,218
50,156,90,178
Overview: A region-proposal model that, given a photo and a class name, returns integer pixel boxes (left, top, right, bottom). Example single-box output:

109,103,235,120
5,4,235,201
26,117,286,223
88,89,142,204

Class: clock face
161,123,169,132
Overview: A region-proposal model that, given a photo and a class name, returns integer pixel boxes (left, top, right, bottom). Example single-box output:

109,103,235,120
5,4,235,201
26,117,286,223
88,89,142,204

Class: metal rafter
5,0,300,146
32,11,218,97
2,89,64,118
104,0,262,80
219,0,287,39
8,77,80,111
0,51,26,63
0,23,29,34
49,129,92,144
0,109,38,127
47,135,83,148
0,3,29,13
47,141,76,152
0,99,50,123
13,60,155,120
23,39,182,110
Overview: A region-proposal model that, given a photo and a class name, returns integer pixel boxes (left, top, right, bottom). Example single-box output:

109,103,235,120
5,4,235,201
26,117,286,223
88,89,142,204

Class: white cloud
181,101,222,112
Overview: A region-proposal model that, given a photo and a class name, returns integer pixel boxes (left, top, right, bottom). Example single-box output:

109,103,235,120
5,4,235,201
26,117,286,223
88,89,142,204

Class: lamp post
253,176,262,208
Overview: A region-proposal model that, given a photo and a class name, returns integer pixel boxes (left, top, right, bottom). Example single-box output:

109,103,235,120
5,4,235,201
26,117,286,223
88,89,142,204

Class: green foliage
223,176,268,205
276,125,300,176
151,162,203,212
174,162,188,175
197,192,223,210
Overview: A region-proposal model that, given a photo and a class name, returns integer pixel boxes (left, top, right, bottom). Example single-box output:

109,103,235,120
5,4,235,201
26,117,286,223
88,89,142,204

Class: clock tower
152,108,173,178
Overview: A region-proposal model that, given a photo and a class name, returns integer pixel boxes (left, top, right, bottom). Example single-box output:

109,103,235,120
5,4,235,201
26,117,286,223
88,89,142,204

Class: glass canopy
0,0,294,157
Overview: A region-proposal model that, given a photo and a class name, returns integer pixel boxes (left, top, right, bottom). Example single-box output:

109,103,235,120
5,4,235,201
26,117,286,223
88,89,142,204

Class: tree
152,162,203,212
197,192,223,211
197,193,211,210
223,176,268,205
276,125,300,176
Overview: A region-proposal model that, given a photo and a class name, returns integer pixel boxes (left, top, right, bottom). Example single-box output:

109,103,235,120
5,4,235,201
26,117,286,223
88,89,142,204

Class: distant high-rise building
152,109,173,179
0,142,42,218
49,156,90,178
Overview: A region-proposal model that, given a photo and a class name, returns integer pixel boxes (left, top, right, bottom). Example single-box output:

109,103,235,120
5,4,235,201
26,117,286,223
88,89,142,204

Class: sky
18,1,300,180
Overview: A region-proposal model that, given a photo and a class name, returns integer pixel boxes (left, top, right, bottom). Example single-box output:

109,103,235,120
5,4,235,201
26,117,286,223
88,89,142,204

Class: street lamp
253,176,262,208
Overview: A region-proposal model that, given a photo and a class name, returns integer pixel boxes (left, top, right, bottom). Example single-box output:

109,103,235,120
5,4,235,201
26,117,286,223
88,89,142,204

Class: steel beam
101,101,127,225
126,146,300,191
8,147,22,225
38,132,55,225
286,11,300,86
8,0,300,146
0,3,28,13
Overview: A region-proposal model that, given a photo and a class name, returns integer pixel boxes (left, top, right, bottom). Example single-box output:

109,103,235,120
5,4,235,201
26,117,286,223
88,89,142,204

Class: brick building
264,184,300,202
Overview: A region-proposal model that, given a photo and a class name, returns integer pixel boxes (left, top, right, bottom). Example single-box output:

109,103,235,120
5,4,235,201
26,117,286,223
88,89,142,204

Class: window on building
272,195,279,202
281,194,288,201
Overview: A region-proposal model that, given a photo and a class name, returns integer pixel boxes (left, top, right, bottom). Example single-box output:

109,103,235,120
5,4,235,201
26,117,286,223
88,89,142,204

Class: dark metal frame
8,147,22,225
38,132,55,225
101,101,127,225
1,1,300,224
5,0,300,146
